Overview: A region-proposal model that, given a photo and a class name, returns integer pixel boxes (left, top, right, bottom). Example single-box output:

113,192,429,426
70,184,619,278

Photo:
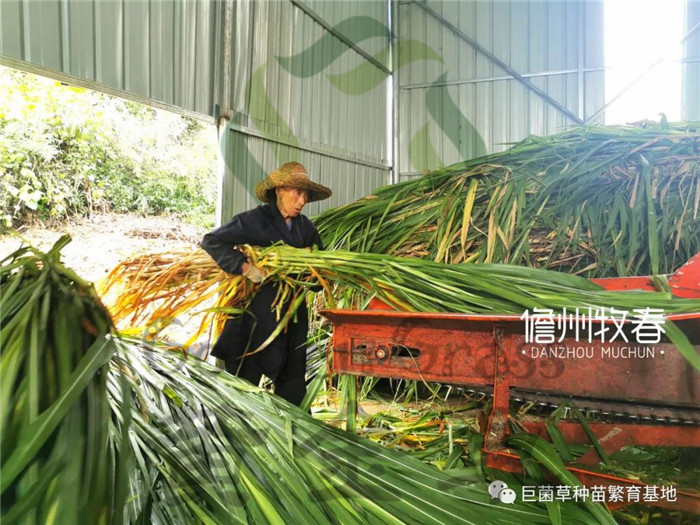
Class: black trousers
230,342,307,407
214,286,310,407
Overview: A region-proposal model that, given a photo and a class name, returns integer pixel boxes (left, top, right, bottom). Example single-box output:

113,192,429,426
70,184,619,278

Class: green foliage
0,66,216,229
0,236,124,523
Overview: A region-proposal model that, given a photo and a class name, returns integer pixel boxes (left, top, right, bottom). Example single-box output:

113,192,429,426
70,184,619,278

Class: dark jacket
201,204,323,378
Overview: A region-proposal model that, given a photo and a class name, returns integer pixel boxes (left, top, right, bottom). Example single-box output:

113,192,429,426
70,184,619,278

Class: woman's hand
241,261,265,283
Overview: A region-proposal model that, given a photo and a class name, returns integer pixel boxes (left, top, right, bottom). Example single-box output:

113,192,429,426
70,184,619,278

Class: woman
201,162,331,406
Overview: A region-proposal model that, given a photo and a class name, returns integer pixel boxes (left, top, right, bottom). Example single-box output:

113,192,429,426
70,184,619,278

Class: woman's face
276,186,309,219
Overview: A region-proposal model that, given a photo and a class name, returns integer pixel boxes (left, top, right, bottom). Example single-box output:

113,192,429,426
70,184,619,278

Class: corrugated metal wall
396,0,605,181
0,0,392,222
304,0,390,62
2,0,614,217
0,0,220,118
219,0,391,221
683,0,700,120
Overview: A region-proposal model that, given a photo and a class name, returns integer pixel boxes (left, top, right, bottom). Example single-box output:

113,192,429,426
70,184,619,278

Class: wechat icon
488,480,517,504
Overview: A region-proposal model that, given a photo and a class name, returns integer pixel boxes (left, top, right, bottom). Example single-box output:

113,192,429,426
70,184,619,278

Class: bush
0,67,216,230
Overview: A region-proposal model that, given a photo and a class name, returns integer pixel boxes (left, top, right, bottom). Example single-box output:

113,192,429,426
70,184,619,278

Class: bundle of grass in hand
0,236,122,523
252,245,700,315
99,249,254,345
99,244,700,371
315,124,700,277
256,245,700,370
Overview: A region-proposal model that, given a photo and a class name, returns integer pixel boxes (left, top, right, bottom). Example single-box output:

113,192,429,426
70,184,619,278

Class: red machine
321,253,700,514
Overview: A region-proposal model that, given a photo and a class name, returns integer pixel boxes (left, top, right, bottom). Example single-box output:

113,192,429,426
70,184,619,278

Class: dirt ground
0,213,207,284
1,213,212,353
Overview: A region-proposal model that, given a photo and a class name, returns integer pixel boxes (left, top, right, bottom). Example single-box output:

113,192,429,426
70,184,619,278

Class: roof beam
290,0,391,75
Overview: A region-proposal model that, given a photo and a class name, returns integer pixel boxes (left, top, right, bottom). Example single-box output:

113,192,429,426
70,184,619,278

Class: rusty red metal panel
322,309,700,407
511,334,699,406
324,311,498,386
668,252,700,299
591,252,700,297
521,421,700,456
592,276,657,291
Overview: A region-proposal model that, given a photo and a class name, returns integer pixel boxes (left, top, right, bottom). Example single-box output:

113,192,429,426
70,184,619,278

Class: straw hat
254,162,332,204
